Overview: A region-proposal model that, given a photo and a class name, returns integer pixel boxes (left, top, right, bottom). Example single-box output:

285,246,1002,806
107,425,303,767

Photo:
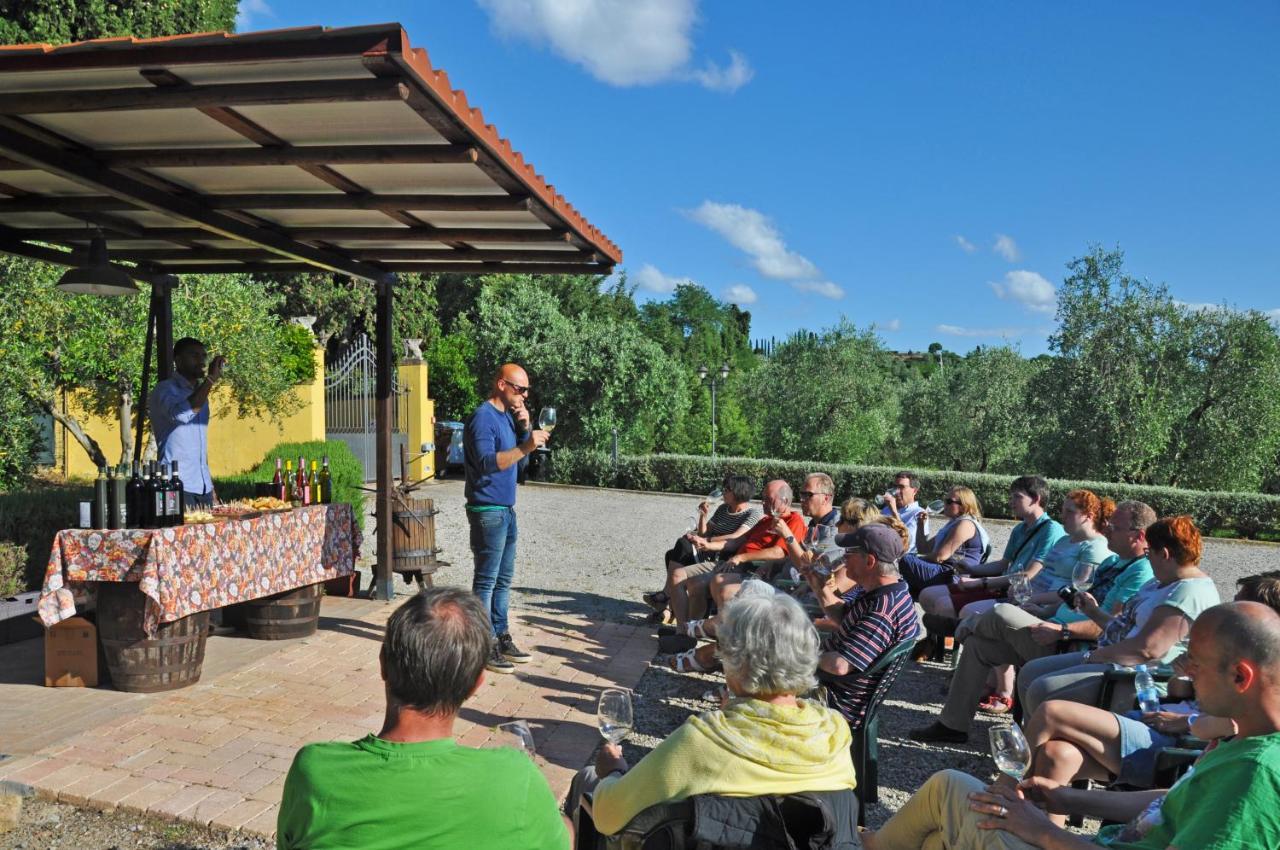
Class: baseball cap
834,524,904,563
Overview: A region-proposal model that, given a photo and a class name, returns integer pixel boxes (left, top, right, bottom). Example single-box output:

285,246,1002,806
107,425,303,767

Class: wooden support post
373,273,397,601
154,275,174,380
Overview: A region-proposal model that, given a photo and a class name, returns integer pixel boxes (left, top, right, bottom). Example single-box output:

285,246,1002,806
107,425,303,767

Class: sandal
683,618,716,639
669,649,711,673
978,694,1014,715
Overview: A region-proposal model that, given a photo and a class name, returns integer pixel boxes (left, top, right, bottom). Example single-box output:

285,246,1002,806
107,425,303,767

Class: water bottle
1134,664,1161,713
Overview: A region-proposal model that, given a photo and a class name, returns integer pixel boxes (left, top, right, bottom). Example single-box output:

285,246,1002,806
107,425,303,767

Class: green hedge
550,450,1280,539
0,479,92,592
217,440,366,532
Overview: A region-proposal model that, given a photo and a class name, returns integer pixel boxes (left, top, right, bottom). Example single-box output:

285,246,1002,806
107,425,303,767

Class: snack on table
184,509,217,523
250,496,290,511
212,501,257,518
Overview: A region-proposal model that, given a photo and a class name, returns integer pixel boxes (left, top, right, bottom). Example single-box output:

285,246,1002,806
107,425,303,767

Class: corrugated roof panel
235,101,448,146
328,163,504,194
143,165,338,194
30,109,255,150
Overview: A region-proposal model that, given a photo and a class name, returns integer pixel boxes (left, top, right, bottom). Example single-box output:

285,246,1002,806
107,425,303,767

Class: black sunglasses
944,498,963,506
502,379,530,395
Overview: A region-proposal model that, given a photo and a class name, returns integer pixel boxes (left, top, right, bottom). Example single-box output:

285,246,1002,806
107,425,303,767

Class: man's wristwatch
783,533,795,543
1060,623,1071,642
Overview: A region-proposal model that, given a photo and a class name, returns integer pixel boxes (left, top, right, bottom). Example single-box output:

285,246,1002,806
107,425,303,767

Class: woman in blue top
898,486,990,596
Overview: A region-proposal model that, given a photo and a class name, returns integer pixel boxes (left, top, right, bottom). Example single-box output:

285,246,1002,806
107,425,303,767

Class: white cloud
790,280,844,299
878,318,902,332
632,263,692,294
989,270,1057,314
1268,308,1280,323
690,50,754,93
993,233,1021,262
686,201,820,280
721,283,757,305
954,235,977,254
936,324,1024,338
476,0,751,92
235,0,272,30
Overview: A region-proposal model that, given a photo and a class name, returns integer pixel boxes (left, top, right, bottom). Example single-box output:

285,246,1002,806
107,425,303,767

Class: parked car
434,420,466,477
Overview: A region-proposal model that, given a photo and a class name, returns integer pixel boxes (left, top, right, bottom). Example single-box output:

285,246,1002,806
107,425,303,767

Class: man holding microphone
463,363,550,674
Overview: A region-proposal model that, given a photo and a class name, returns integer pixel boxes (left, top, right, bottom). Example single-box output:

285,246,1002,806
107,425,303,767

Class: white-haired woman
570,592,857,836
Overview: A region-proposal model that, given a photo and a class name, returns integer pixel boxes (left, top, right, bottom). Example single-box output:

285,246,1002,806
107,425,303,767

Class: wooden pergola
0,23,620,599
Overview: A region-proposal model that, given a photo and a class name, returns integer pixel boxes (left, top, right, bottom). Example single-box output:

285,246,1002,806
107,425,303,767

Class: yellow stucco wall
55,349,437,483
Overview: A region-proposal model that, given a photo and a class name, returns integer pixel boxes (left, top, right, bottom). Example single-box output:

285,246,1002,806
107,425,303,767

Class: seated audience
839,497,881,532
812,524,920,729
880,470,927,552
1016,515,1219,719
643,474,761,618
674,479,806,627
918,475,1065,621
571,592,858,838
897,485,991,596
277,588,569,850
1020,570,1280,816
864,600,1280,850
910,501,1154,740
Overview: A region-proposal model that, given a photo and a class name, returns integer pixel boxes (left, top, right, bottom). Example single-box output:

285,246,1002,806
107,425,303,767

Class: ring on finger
996,805,1008,818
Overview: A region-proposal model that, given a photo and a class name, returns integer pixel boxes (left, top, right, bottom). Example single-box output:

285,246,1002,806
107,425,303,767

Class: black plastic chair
822,636,916,825
574,791,858,850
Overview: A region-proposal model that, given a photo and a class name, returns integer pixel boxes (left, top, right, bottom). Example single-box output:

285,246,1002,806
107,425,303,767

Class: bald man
463,363,549,673
865,600,1280,850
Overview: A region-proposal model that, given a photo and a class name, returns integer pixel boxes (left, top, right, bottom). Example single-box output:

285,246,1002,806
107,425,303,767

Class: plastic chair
824,636,916,826
574,791,856,850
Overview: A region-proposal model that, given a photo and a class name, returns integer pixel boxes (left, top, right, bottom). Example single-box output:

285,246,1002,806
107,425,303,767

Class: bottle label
165,491,178,517
155,492,166,517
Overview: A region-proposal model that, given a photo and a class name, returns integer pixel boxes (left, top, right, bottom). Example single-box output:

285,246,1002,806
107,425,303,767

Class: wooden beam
0,77,408,115
87,144,479,169
0,193,533,213
19,225,573,245
115,247,596,263
0,121,385,281
152,261,612,275
0,224,153,281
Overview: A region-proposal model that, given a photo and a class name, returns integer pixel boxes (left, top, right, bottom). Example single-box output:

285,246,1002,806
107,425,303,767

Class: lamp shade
55,236,138,296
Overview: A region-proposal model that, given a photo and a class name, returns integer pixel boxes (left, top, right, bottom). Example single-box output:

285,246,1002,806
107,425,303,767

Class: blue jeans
898,553,954,596
468,507,517,636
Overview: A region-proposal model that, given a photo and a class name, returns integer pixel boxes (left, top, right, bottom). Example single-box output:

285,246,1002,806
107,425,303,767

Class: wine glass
1072,561,1097,593
707,485,723,501
989,723,1031,780
598,689,633,744
491,720,537,757
806,524,836,553
927,499,946,514
536,406,557,432
1008,573,1031,605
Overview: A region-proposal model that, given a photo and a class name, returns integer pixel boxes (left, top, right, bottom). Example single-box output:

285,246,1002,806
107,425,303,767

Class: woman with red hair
1017,515,1219,717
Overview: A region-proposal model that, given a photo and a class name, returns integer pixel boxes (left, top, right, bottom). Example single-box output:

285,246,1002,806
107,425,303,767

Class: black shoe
656,624,678,636
642,591,669,612
908,721,968,744
486,644,516,674
498,633,532,664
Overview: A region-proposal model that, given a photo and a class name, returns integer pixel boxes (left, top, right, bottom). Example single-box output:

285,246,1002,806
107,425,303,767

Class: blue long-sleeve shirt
463,401,524,506
148,373,214,496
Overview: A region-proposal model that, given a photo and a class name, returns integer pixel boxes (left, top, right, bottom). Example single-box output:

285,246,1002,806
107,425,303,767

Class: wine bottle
126,461,144,529
157,463,171,527
296,456,311,506
93,466,109,529
110,465,128,529
309,460,320,505
271,457,284,501
285,460,295,503
169,461,185,526
144,462,160,528
319,456,332,504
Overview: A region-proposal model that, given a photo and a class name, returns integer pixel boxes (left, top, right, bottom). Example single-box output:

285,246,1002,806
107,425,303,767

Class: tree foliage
0,1,238,45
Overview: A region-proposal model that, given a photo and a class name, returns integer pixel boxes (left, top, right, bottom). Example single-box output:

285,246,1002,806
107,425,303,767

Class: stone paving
0,596,654,840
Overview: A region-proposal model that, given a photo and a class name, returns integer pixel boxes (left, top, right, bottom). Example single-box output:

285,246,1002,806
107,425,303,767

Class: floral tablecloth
39,503,360,635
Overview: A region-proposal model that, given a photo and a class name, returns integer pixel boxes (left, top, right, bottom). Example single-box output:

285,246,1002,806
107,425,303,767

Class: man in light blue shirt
882,470,927,552
148,337,223,508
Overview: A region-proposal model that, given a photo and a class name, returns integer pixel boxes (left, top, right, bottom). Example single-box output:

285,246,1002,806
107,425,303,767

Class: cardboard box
45,616,98,687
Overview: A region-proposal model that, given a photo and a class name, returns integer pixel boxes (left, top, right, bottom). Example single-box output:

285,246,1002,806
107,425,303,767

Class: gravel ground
8,481,1276,845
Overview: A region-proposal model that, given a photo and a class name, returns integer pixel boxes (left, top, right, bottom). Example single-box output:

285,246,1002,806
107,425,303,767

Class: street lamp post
698,362,731,457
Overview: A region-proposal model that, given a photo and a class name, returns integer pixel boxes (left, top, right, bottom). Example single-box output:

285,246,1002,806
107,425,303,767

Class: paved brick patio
0,596,654,839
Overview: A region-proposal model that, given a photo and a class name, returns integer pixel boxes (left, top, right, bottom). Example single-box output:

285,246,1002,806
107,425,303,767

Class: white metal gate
324,334,408,481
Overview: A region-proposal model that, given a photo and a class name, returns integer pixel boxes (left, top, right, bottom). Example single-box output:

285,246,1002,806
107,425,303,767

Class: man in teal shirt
277,589,569,850
866,600,1280,849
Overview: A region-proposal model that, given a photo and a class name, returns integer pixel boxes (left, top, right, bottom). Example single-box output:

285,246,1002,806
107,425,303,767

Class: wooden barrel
96,582,208,693
392,497,443,575
239,582,322,640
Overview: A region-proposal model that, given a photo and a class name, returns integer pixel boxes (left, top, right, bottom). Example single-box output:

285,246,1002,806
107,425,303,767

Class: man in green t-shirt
865,600,1280,849
277,589,570,850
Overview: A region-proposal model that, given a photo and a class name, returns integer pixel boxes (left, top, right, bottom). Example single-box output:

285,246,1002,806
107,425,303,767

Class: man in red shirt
669,480,807,641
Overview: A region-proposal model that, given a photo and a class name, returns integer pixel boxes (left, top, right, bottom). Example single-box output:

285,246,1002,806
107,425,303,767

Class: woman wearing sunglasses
897,486,990,596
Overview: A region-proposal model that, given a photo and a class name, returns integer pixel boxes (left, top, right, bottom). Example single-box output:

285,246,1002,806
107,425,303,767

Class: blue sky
247,1,1280,354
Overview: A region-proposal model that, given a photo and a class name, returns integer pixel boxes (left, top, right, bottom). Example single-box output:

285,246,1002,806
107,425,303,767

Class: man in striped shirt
814,524,920,729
